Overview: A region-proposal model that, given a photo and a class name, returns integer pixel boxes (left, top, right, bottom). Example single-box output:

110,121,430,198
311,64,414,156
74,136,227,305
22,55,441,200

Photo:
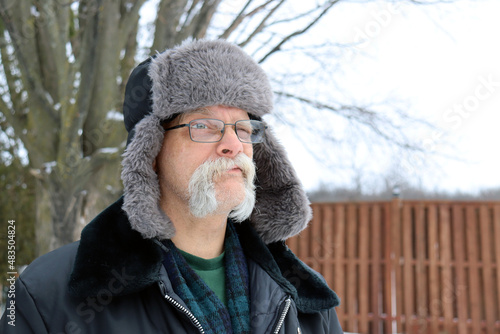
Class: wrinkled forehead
172,106,251,124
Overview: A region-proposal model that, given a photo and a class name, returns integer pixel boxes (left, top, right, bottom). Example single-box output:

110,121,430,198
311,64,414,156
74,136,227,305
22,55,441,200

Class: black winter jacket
1,198,343,333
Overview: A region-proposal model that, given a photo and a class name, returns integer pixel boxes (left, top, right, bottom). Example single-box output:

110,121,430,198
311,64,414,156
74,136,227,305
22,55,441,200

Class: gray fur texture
121,39,312,243
121,114,175,239
251,128,312,243
149,39,273,119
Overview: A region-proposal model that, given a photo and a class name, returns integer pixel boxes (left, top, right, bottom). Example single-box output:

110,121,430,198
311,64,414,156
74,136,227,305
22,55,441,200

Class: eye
236,124,252,135
191,122,208,130
190,119,224,132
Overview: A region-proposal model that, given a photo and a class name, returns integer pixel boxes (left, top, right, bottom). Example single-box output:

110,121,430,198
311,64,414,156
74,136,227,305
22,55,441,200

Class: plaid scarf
161,222,250,334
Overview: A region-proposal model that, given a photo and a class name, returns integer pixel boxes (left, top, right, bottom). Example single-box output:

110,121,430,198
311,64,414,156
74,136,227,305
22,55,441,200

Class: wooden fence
287,199,500,334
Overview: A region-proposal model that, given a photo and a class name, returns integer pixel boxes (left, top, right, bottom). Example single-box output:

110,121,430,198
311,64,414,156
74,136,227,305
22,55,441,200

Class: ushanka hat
121,39,311,244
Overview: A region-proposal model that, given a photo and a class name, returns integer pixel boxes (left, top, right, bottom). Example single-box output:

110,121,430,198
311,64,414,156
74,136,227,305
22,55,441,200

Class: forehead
180,105,250,122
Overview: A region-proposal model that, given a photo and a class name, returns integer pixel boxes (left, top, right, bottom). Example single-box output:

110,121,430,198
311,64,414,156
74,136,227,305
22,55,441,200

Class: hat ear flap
251,128,312,244
121,114,175,239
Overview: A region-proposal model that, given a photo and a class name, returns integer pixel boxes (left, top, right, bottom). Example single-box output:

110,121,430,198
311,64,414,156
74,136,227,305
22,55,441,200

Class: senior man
1,39,343,333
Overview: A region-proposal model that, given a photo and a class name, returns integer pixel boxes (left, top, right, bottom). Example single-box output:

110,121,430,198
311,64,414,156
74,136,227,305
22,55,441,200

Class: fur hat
121,39,311,244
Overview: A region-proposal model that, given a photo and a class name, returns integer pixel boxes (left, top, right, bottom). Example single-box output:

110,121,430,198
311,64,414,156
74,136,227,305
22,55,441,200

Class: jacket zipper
158,281,205,333
273,296,292,334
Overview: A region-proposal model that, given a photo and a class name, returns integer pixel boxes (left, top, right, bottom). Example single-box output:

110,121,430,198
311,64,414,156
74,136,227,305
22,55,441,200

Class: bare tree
0,0,436,254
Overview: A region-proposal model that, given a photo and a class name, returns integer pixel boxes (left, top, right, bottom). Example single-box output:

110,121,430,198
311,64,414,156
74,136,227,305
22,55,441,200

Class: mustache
187,154,256,219
197,154,256,183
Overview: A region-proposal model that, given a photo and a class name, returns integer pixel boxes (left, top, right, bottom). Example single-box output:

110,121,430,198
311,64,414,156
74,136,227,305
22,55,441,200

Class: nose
216,125,243,158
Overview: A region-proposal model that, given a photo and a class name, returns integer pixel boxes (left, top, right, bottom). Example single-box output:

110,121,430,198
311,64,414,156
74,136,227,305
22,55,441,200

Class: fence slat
479,205,496,334
385,201,394,333
310,203,322,273
428,204,440,334
390,199,402,332
371,204,383,334
299,211,310,259
402,204,415,332
466,206,482,334
358,204,370,334
415,202,428,333
452,204,468,334
494,204,500,328
347,204,358,332
334,204,346,328
439,204,454,333
322,205,334,288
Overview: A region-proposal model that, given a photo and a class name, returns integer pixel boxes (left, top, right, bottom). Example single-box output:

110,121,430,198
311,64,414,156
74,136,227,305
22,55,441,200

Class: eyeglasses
162,118,267,143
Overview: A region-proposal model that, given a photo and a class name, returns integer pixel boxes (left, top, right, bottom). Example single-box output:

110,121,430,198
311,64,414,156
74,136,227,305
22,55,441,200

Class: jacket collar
68,197,163,298
68,197,339,313
234,222,340,313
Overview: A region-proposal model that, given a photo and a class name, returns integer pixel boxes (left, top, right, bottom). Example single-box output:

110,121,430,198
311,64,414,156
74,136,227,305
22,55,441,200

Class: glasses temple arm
162,123,189,131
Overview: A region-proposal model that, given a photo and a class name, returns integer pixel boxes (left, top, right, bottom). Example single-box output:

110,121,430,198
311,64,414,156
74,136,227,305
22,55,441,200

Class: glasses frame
161,118,267,144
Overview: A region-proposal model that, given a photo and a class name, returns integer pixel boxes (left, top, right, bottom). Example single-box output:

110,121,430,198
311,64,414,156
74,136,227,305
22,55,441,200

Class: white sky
277,0,500,194
137,0,500,195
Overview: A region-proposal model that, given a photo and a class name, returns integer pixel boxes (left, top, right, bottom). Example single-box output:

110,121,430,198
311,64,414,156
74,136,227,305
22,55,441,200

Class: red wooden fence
287,199,500,334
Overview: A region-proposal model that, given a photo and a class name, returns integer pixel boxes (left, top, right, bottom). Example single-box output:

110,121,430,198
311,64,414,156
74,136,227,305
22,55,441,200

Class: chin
217,176,245,192
217,188,245,207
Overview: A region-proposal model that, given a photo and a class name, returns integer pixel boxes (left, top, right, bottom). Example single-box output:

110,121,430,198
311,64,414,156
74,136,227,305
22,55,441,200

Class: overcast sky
276,0,500,194
137,0,500,195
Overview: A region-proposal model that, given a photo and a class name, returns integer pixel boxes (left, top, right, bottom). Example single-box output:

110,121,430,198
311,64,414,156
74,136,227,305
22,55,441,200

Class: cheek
158,145,202,188
156,140,183,183
244,144,253,159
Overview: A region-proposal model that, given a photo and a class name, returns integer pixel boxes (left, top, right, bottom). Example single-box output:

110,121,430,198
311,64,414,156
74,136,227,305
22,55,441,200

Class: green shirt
178,249,227,306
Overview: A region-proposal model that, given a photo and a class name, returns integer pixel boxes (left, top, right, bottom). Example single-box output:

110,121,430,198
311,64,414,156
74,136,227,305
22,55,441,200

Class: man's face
156,105,255,218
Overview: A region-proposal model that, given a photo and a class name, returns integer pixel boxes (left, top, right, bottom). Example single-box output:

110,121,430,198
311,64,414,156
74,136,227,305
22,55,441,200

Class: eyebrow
192,108,213,116
175,108,209,124
182,108,213,119
183,107,250,121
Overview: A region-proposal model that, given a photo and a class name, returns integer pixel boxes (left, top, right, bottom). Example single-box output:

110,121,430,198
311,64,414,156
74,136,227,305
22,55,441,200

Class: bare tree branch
0,97,29,151
0,33,24,116
218,0,274,40
120,19,138,98
274,91,432,152
81,0,126,156
218,0,254,40
35,1,67,102
153,0,189,51
265,5,317,27
238,0,285,48
0,0,59,121
192,0,223,39
118,0,147,46
176,0,202,41
176,0,223,41
185,0,202,23
0,51,27,150
258,0,340,63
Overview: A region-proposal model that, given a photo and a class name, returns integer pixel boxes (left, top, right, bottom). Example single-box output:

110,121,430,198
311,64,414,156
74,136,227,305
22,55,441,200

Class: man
1,40,343,333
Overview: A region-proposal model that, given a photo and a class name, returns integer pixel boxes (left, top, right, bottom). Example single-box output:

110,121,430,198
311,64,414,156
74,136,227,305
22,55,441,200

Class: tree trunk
33,165,88,253
47,181,85,250
34,180,53,256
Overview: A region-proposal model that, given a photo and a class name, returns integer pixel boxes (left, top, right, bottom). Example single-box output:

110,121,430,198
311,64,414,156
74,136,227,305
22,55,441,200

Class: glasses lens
189,119,224,142
235,120,266,143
